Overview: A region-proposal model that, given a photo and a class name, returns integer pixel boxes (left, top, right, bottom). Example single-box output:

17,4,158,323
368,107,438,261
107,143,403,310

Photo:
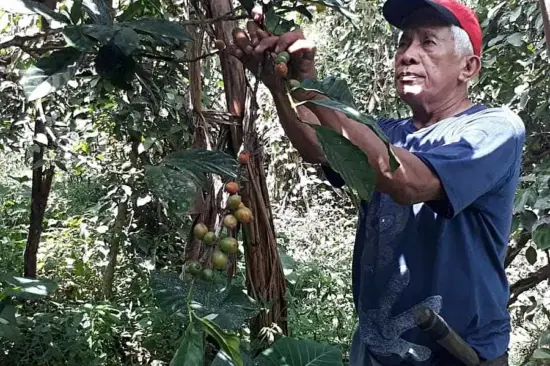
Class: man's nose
399,42,421,65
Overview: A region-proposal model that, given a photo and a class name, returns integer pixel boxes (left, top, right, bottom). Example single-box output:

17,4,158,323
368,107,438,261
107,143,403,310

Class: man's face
393,9,466,107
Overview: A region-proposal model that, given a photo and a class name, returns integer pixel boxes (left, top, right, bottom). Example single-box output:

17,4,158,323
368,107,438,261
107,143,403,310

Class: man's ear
459,55,481,83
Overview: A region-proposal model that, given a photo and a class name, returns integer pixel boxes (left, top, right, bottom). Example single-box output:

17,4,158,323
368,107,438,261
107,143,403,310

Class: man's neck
410,96,474,130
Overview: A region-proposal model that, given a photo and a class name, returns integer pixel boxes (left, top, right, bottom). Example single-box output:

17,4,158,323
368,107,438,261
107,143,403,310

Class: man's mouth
397,72,422,81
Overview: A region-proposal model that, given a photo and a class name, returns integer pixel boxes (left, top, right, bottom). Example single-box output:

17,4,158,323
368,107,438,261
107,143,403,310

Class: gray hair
451,25,474,56
397,24,474,57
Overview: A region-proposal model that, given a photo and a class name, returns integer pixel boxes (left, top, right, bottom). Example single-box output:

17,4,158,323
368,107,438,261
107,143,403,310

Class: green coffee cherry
275,51,290,64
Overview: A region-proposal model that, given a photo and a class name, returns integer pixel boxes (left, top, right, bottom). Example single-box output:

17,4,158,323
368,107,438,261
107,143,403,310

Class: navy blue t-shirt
323,105,525,365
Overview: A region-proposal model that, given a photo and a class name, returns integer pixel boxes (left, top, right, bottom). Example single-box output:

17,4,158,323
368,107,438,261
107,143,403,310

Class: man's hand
227,21,318,94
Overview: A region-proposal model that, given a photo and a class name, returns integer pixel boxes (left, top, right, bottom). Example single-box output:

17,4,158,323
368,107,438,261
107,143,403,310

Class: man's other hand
227,21,318,93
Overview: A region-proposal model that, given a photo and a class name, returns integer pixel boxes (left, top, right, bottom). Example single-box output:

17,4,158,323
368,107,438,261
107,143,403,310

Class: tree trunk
184,0,288,341
205,0,288,340
540,0,550,58
24,114,54,278
182,2,221,268
102,200,128,299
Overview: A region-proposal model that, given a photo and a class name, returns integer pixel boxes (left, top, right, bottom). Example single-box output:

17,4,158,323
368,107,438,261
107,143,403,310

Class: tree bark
205,0,288,340
102,200,128,299
539,0,550,58
505,230,531,268
24,114,55,278
509,264,550,305
183,0,288,341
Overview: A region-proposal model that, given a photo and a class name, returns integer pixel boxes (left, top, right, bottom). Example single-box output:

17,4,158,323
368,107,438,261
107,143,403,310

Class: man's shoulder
459,106,526,137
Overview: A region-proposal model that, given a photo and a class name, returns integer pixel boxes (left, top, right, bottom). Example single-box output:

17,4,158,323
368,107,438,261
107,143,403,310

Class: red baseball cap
382,0,482,57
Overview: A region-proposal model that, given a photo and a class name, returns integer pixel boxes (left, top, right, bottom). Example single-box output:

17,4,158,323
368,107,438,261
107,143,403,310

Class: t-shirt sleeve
320,118,398,188
413,115,524,219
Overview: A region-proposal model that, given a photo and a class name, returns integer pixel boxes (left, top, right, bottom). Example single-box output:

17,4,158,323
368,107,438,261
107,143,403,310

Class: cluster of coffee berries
188,181,253,278
273,51,301,91
274,51,290,79
185,260,214,281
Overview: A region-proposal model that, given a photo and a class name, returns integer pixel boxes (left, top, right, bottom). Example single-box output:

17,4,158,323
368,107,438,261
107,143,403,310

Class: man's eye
424,39,436,45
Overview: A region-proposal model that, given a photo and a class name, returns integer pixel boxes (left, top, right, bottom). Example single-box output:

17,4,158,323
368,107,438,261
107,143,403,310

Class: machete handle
414,306,481,366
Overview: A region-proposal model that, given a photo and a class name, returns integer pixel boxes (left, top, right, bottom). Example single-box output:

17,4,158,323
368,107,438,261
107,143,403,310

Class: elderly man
229,0,525,364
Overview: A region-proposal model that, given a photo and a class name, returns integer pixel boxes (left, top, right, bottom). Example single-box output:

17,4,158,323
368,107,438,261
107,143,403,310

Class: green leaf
525,246,537,265
144,165,198,219
294,5,314,21
112,27,141,55
0,273,58,300
0,0,71,24
20,48,82,101
255,337,343,366
81,24,118,43
63,26,97,51
70,0,83,24
0,299,20,341
123,18,193,43
296,77,355,106
513,187,537,214
506,33,523,47
82,0,112,25
510,215,520,233
163,149,239,187
308,124,376,201
170,323,204,366
235,0,255,13
534,188,550,210
195,315,243,366
303,98,400,170
117,1,145,22
304,0,357,21
151,272,220,317
532,219,550,250
532,348,550,360
520,210,538,231
151,272,260,331
212,286,261,331
538,329,550,348
264,8,296,36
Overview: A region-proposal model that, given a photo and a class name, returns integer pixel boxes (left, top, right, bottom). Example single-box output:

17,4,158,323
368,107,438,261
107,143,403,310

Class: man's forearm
271,90,326,164
302,94,443,204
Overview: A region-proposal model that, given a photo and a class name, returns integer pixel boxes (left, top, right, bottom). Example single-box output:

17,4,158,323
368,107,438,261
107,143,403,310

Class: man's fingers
257,27,270,40
226,44,244,60
274,29,305,53
252,36,279,56
247,20,260,46
232,28,251,54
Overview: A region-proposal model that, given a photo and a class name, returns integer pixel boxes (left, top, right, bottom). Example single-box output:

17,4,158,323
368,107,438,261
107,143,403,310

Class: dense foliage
1,0,550,365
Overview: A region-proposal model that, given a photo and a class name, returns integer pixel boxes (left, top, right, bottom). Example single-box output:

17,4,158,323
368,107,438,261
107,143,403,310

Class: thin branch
0,11,246,51
136,50,219,62
185,12,248,25
0,29,63,50
505,230,531,268
509,264,550,305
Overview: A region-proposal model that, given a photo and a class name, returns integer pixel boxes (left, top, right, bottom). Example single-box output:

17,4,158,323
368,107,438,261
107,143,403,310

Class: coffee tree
0,0,359,364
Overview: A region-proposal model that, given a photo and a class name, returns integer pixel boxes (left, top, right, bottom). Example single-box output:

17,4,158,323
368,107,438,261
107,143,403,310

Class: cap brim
382,0,461,29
